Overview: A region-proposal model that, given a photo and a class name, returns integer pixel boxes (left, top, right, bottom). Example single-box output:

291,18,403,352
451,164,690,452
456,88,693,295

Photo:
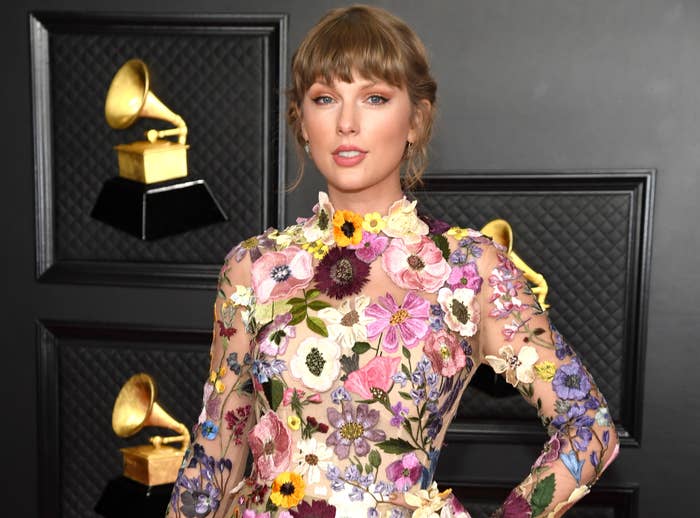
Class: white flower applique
289,336,342,392
484,344,539,387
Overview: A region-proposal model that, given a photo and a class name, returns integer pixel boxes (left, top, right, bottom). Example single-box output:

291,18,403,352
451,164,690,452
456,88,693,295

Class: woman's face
301,72,418,196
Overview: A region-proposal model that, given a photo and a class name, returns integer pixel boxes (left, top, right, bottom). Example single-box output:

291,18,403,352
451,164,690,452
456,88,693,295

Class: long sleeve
166,252,257,518
476,241,620,518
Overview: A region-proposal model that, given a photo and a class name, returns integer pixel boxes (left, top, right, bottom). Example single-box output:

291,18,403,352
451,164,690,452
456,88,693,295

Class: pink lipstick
332,145,367,167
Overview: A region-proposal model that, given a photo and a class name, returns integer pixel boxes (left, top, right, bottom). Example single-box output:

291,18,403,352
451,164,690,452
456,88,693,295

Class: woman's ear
301,120,309,142
408,99,431,143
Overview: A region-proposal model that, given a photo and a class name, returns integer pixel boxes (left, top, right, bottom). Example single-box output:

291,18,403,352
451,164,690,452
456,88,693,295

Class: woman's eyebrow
310,79,382,89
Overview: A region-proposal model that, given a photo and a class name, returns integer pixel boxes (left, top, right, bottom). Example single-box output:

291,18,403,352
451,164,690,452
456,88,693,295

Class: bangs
295,10,409,90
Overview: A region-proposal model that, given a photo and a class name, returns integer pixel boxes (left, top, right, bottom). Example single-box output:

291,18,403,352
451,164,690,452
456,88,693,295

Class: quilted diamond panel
46,21,279,265
56,332,209,518
415,190,629,422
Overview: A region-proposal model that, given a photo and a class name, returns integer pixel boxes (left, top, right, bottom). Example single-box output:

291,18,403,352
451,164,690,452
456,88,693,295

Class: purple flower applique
226,229,275,263
290,500,336,518
552,324,574,360
460,339,475,373
391,371,409,387
326,400,386,459
385,452,422,491
390,401,410,427
553,359,592,400
176,473,222,517
348,230,389,263
496,489,532,518
257,313,296,356
331,386,351,404
418,212,452,235
251,358,286,384
325,465,345,491
428,303,445,331
458,237,485,259
448,248,467,265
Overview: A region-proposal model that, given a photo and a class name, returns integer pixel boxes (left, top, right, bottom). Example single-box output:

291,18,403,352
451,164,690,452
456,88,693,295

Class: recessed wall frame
36,319,211,518
30,12,287,289
414,170,654,448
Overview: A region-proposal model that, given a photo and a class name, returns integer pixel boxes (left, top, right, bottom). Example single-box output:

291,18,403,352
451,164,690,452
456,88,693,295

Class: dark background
3,0,698,516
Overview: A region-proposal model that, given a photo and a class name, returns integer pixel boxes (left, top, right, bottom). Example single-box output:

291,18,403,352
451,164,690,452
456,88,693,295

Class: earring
304,141,311,157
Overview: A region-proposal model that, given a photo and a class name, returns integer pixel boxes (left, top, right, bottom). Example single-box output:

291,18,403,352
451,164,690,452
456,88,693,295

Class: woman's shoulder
219,223,308,285
419,210,506,266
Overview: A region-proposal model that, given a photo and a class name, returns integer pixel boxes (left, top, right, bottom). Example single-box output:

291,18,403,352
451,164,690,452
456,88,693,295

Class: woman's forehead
309,71,403,89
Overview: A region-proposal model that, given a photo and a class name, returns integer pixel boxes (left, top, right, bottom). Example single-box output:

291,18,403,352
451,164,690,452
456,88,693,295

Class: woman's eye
312,95,334,105
367,94,389,105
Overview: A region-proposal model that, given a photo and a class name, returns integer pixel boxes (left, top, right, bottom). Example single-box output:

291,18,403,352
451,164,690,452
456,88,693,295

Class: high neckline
296,191,444,252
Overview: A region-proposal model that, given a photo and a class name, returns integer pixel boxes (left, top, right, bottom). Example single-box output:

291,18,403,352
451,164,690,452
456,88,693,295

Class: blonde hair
286,4,437,190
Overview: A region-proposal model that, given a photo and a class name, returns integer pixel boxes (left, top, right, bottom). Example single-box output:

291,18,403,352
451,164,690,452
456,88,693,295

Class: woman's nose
336,102,358,135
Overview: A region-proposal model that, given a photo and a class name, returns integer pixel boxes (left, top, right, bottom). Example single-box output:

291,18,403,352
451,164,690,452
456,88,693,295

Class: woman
166,5,619,518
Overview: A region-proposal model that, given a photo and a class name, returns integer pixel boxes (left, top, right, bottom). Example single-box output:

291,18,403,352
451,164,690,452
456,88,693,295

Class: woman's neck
326,182,405,216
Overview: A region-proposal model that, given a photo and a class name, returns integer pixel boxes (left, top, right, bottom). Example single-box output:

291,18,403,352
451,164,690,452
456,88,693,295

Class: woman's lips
332,147,367,167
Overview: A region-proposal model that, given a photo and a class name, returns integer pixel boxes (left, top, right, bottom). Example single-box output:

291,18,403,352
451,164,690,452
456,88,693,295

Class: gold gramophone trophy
111,373,189,486
91,58,226,239
480,218,550,310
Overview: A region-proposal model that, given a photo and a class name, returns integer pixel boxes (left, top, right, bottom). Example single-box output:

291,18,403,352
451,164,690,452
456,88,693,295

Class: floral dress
166,192,619,518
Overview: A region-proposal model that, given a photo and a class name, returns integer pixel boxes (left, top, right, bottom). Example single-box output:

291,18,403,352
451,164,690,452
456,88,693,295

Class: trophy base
95,475,173,518
120,444,185,486
91,176,227,240
115,140,189,184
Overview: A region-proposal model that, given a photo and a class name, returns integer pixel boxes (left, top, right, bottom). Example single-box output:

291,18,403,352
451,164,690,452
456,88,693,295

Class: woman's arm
477,241,619,518
165,252,257,518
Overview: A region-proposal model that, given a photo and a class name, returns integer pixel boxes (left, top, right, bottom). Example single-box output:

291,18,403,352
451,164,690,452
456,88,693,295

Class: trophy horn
480,218,551,310
112,373,190,452
104,58,187,144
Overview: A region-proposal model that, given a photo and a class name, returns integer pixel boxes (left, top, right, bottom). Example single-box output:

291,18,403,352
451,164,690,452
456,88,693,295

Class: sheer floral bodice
166,192,618,518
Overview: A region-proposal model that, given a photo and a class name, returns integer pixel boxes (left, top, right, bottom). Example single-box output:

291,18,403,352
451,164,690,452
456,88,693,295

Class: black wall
3,0,698,516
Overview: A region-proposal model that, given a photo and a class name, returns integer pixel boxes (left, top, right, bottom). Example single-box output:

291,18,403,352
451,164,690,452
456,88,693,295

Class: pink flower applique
251,246,314,304
344,355,401,401
248,411,292,481
365,291,430,352
533,434,562,469
385,452,422,491
423,329,467,377
242,511,271,518
381,236,451,293
348,230,389,263
283,387,304,405
282,387,319,406
447,261,482,293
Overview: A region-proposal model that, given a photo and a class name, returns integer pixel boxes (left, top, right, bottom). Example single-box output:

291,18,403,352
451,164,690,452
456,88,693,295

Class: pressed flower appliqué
167,192,618,518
